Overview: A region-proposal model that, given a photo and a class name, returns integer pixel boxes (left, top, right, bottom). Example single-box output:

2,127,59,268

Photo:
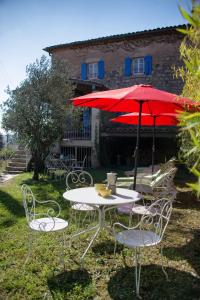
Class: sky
0,0,191,131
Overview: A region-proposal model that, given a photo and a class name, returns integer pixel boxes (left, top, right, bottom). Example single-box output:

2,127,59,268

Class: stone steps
8,161,27,167
5,149,31,174
4,169,24,174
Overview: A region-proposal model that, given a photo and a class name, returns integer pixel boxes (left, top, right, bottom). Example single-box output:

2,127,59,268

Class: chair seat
117,203,132,214
132,204,154,215
29,217,68,232
115,229,160,248
117,204,154,215
71,203,97,211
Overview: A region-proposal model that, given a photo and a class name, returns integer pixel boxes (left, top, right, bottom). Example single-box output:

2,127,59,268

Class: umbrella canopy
111,112,179,173
72,84,198,189
73,84,197,114
111,112,178,126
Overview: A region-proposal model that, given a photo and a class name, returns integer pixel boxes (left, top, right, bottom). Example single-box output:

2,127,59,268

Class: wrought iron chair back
66,170,93,190
72,155,87,171
159,156,176,174
21,184,61,231
65,170,96,229
21,184,36,223
139,198,172,241
151,167,177,190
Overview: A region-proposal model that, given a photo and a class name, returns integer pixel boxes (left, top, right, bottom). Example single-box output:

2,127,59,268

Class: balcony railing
101,124,178,137
63,126,91,140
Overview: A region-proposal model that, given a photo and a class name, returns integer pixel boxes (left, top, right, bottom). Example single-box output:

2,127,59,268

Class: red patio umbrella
73,84,197,189
111,112,179,174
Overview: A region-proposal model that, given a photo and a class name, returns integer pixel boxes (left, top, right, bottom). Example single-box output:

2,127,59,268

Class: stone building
44,25,185,168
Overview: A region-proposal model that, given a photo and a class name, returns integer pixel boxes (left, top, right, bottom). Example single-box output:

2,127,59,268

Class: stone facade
44,26,185,167
48,29,183,93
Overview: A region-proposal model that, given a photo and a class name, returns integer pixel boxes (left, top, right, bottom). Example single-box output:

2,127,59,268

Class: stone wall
52,31,184,93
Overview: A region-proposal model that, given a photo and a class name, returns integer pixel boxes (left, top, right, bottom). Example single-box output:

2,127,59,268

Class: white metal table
63,187,141,263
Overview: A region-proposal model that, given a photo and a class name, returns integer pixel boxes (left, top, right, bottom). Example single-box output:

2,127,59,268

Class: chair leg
81,211,90,228
108,208,119,226
24,228,33,266
129,212,133,227
134,248,142,299
114,238,117,256
111,208,119,225
60,232,66,269
92,210,97,223
80,226,101,268
160,246,169,281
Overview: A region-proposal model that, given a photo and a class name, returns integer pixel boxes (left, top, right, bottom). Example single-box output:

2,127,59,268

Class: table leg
70,224,99,240
80,226,101,264
70,205,116,264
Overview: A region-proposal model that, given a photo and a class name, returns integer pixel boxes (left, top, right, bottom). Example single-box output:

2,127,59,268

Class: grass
0,169,200,299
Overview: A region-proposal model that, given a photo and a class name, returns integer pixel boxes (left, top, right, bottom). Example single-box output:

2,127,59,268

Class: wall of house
52,31,183,93
51,30,184,167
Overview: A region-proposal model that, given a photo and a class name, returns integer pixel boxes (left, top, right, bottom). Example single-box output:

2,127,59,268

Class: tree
176,3,200,194
2,55,75,180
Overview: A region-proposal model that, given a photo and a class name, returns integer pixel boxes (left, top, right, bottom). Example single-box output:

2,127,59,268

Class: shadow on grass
108,264,200,300
47,268,92,298
92,240,123,255
170,210,184,222
164,229,200,278
175,190,200,210
21,177,68,204
0,190,24,218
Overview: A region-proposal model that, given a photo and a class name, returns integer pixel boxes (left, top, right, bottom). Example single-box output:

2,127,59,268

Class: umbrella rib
106,98,127,112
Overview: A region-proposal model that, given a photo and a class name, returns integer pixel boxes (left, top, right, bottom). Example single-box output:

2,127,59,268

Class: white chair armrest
113,221,140,234
35,199,61,218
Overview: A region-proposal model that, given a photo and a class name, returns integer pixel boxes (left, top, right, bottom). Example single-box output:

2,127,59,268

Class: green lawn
0,171,200,299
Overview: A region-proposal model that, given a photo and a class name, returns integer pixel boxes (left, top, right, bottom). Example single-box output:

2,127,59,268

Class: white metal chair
71,155,87,171
117,167,177,220
124,156,176,178
66,170,97,228
113,198,173,298
135,167,177,199
21,184,68,264
119,157,176,185
45,155,71,180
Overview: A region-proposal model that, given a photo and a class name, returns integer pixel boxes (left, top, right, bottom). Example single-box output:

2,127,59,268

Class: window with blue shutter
124,57,132,76
81,63,87,80
133,58,144,75
144,56,152,75
83,109,90,128
98,60,105,79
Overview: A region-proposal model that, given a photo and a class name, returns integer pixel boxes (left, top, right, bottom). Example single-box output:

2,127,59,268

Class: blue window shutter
98,60,105,79
124,57,132,76
83,109,90,128
81,63,87,80
144,56,152,75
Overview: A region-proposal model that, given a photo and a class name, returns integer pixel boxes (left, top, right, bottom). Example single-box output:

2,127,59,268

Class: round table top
63,187,140,206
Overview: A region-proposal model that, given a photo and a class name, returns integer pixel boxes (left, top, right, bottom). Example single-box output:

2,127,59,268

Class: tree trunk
32,151,41,181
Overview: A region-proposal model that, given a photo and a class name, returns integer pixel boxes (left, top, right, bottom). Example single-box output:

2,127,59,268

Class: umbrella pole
152,116,156,174
133,101,143,190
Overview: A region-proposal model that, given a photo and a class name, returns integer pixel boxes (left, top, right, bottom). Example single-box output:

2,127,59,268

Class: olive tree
2,55,76,180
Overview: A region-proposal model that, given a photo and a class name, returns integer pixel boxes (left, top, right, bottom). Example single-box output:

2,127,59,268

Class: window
133,57,144,75
88,62,98,79
81,61,105,80
124,56,152,77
